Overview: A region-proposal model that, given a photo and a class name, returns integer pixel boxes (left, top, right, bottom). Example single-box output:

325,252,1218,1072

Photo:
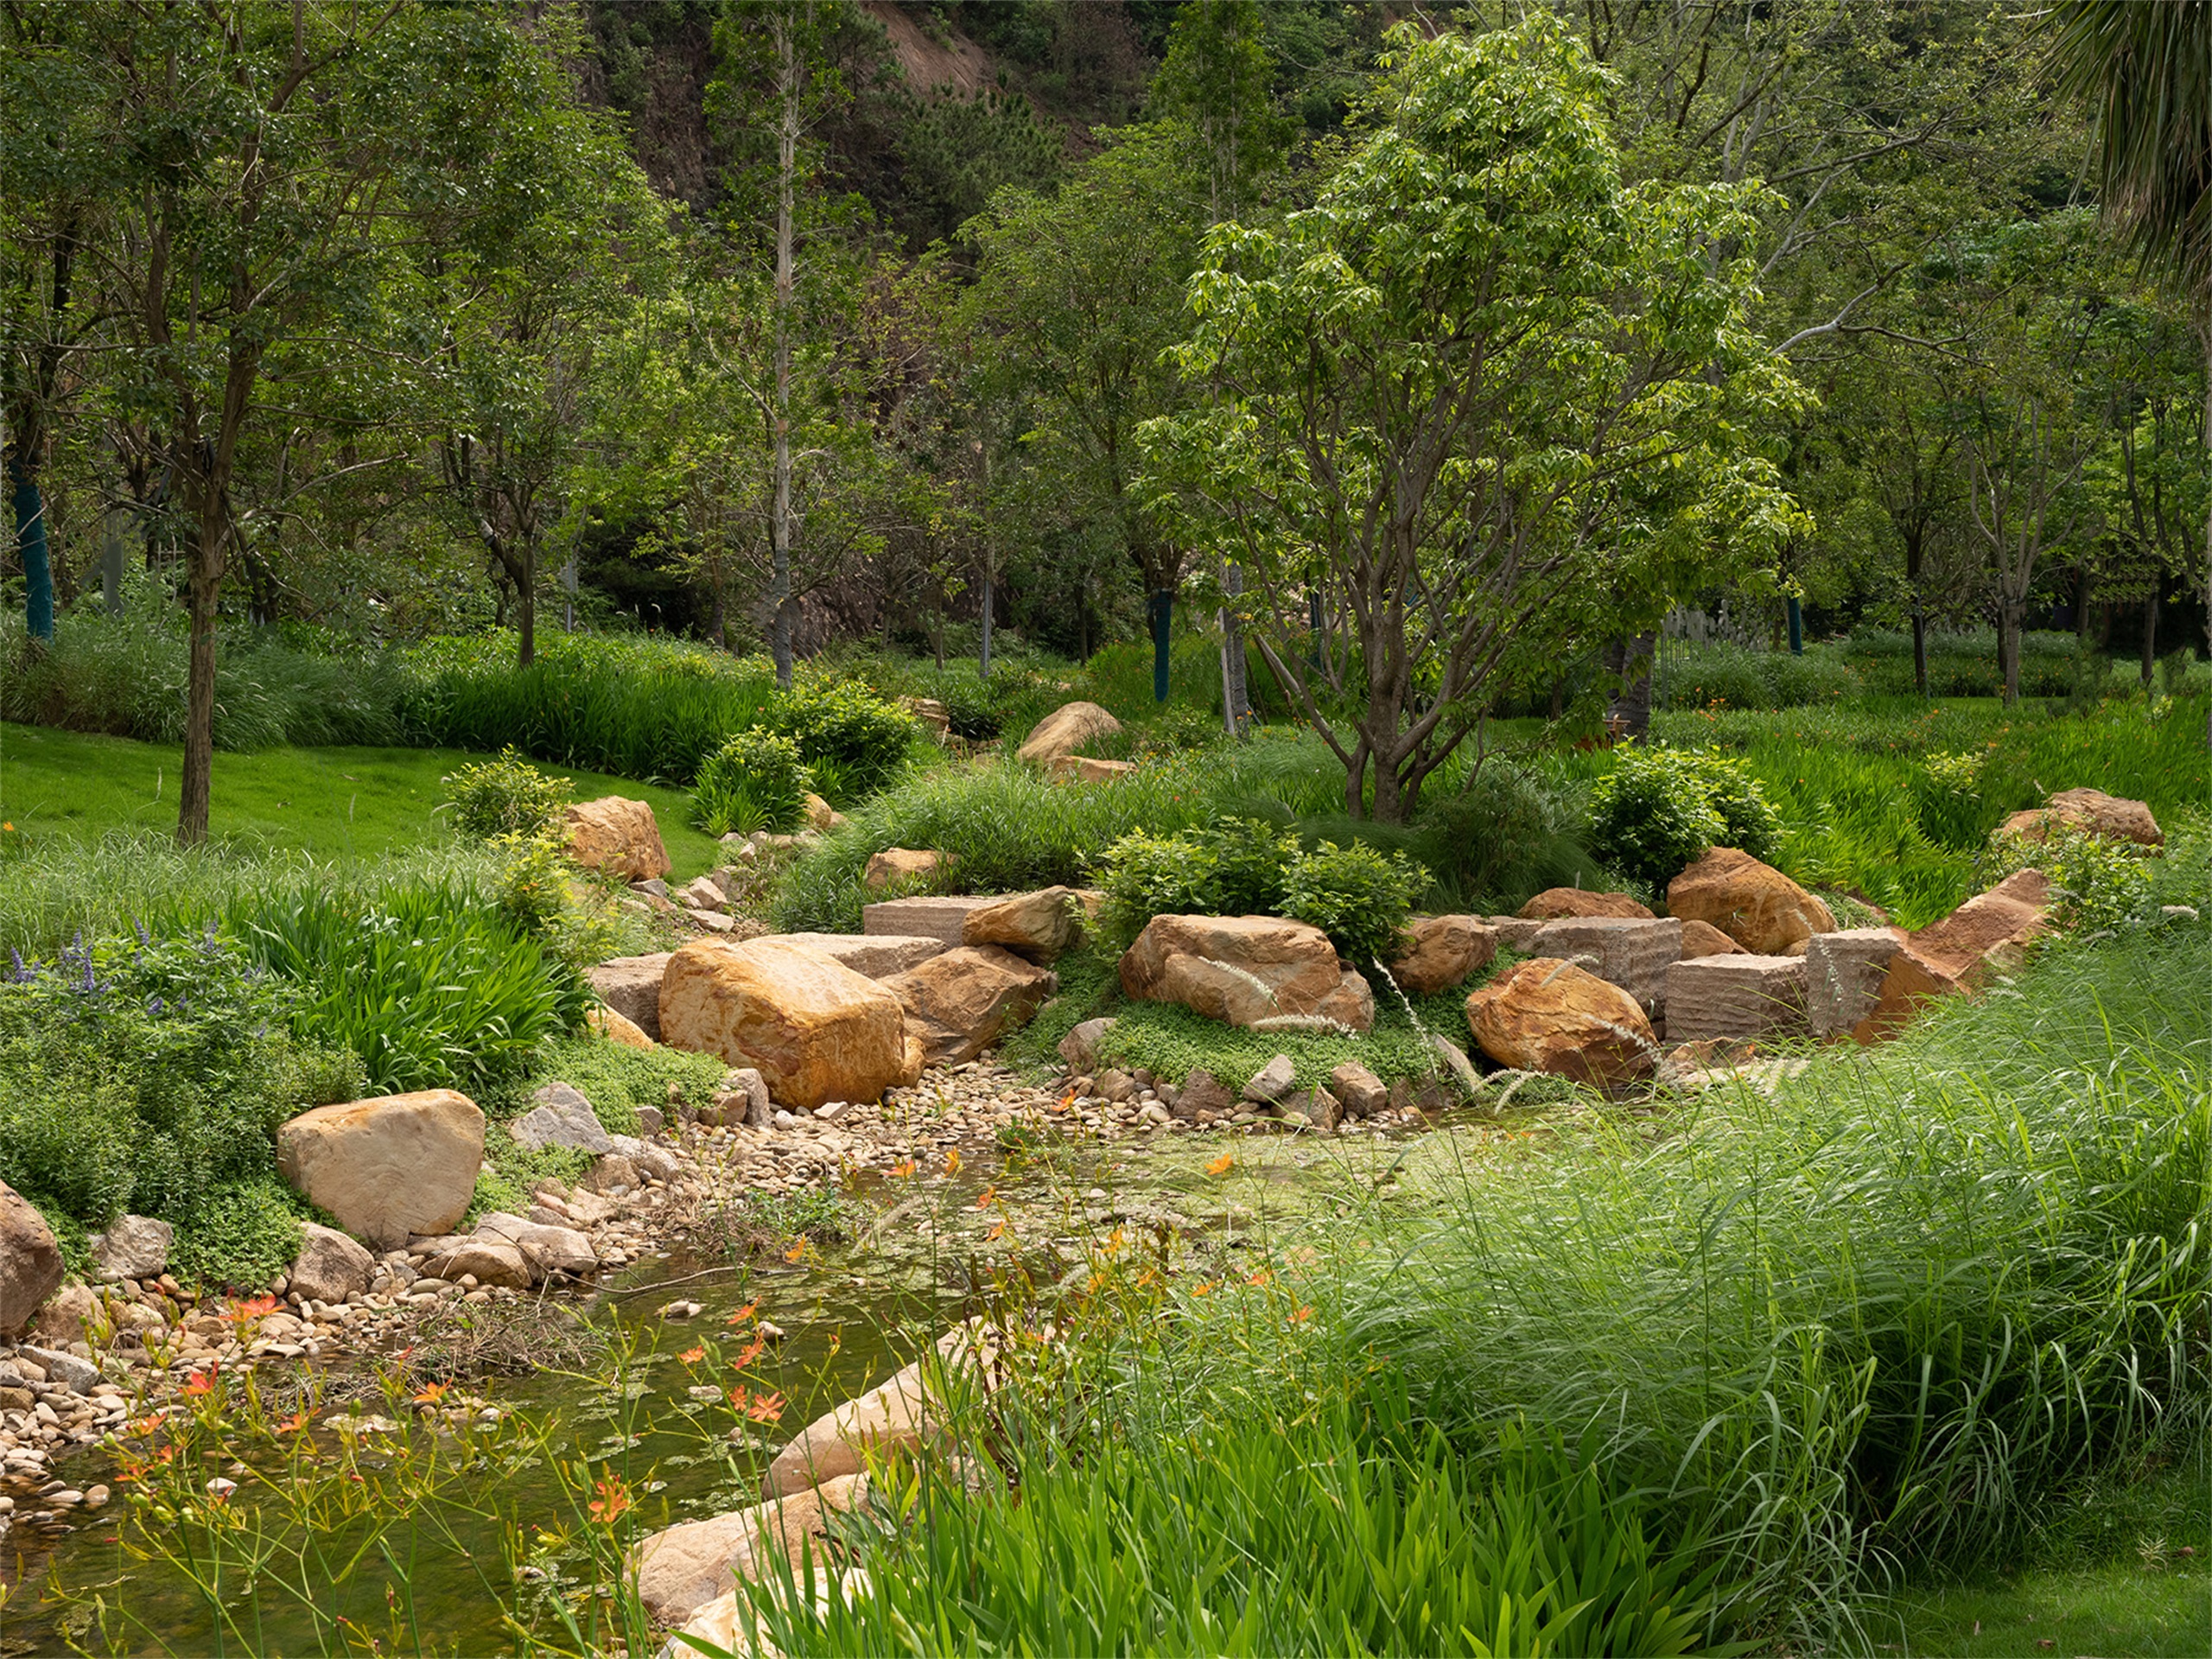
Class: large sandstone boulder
1464,958,1656,1088
288,1222,375,1304
1804,928,1906,1040
0,1183,64,1337
1667,848,1835,954
1119,915,1374,1033
1662,956,1810,1043
882,946,1056,1068
563,797,671,881
1998,788,2163,849
1679,918,1745,959
1387,916,1499,995
1526,917,1681,1017
962,887,1078,963
587,954,674,1042
1853,871,2050,1043
763,1323,1009,1498
90,1215,172,1283
659,938,919,1110
586,1005,656,1049
276,1090,485,1252
863,849,946,891
757,932,945,980
632,1475,872,1628
1016,701,1121,766
1517,888,1655,921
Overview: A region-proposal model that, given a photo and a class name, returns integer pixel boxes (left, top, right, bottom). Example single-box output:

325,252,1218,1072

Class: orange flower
225,1295,278,1328
411,1382,449,1406
731,1333,766,1371
727,1301,759,1326
944,1147,962,1175
729,1385,784,1423
974,1185,997,1210
1247,1268,1272,1287
889,1158,918,1179
277,1411,309,1433
588,1473,632,1524
1192,1281,1215,1297
1205,1154,1235,1176
1290,1305,1313,1325
784,1241,807,1262
677,1345,706,1364
985,1219,1007,1243
183,1368,217,1397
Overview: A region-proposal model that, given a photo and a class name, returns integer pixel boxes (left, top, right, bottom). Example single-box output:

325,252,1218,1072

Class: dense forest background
3,1,2206,693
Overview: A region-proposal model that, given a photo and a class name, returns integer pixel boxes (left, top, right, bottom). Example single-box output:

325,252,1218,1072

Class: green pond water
0,1116,1519,1656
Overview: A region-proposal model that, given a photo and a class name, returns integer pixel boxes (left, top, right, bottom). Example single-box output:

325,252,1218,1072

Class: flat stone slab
1485,916,1548,950
1528,917,1681,1017
862,896,1001,946
759,932,946,980
1662,955,1809,1042
1804,928,1905,1040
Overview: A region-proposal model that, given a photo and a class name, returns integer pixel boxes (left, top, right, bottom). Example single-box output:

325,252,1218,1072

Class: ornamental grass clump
690,728,814,836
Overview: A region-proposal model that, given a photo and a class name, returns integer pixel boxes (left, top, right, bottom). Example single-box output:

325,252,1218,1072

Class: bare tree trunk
1219,560,1249,736
179,534,222,844
2141,589,2158,687
518,539,537,667
1999,600,2022,706
768,16,798,690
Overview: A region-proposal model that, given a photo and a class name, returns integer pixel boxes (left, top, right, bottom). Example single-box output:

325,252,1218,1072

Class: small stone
1242,1056,1297,1104
661,1301,704,1321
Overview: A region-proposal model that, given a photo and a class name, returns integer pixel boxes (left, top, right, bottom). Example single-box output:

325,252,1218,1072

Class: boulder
1661,956,1810,1043
1464,958,1656,1088
1666,848,1835,954
288,1223,375,1305
1057,1017,1116,1074
1852,871,2051,1043
1428,1034,1485,1102
1015,701,1121,766
277,1090,486,1253
1516,889,1655,921
632,1474,872,1627
758,932,945,980
1328,1062,1389,1118
659,938,919,1110
1173,1067,1236,1122
474,1211,598,1277
29,1283,95,1348
1242,1055,1297,1104
962,887,1078,963
510,1081,614,1156
416,1233,537,1290
863,849,945,892
587,1006,657,1049
700,1067,773,1130
687,908,739,934
677,876,728,913
587,954,674,1043
1283,1087,1342,1130
1998,788,2163,849
669,1570,874,1657
761,1325,1016,1499
862,895,1000,945
90,1215,172,1283
1484,915,1549,950
563,797,671,881
1526,917,1681,1017
1655,1038,1760,1090
1119,915,1374,1033
0,1183,64,1337
1049,754,1138,784
803,792,846,833
23,1344,96,1394
1387,916,1499,995
1679,919,1745,959
1910,868,2051,977
881,946,1057,1067
903,697,952,741
1803,928,1906,1040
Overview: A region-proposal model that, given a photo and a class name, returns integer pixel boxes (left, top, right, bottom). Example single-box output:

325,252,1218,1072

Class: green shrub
691,728,814,836
0,929,361,1230
1986,824,2158,931
168,1179,308,1292
771,678,916,798
534,1033,726,1138
1281,839,1426,964
1585,747,1727,889
441,747,572,841
1096,817,1301,949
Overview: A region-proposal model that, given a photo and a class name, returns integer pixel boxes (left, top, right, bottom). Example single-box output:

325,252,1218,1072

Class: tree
963,126,1205,702
1141,17,1806,823
2050,0,2212,658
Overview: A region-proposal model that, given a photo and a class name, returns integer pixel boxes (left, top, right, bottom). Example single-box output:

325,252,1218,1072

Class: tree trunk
979,567,995,678
768,16,798,691
2141,588,2158,687
1218,560,1249,735
1148,588,1173,702
1605,633,1656,741
1905,529,1929,696
6,453,54,645
101,506,128,615
518,539,537,667
1998,601,2022,706
179,551,220,845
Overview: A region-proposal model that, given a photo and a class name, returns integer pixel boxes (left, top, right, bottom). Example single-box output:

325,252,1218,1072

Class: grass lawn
0,723,723,880
1879,1560,2211,1657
